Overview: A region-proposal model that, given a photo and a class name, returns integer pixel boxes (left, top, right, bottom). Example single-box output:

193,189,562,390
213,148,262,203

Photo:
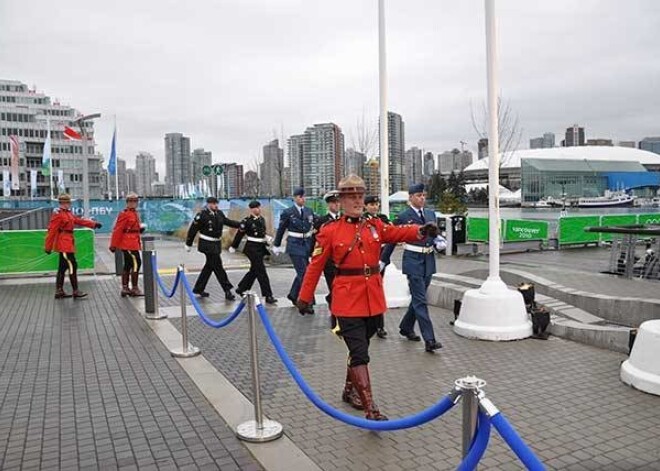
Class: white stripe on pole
485,0,501,281
378,0,390,216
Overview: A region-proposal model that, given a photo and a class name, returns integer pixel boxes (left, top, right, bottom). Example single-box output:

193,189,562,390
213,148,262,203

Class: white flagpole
47,119,54,200
114,117,119,201
378,0,390,216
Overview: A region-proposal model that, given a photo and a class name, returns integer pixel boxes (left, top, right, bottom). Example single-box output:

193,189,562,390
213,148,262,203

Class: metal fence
0,207,52,231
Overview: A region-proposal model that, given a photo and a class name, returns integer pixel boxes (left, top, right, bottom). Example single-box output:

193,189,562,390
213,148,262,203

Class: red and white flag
63,126,82,141
9,135,20,190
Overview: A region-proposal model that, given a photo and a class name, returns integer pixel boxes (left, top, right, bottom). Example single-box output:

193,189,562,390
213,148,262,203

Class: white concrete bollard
383,263,411,308
621,320,660,396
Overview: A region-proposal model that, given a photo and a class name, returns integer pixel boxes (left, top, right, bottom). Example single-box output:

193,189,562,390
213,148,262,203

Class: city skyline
2,0,658,178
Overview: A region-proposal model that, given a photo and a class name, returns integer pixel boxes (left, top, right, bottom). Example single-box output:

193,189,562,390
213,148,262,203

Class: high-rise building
530,137,544,149
0,79,103,199
218,163,244,198
564,124,585,147
244,170,259,198
282,167,291,197
345,148,366,178
126,168,137,195
191,148,212,186
586,138,613,146
404,147,423,185
380,111,405,193
260,139,285,197
618,141,636,148
639,137,660,155
164,132,191,194
477,138,489,159
423,151,435,176
135,152,157,197
363,158,380,196
117,159,127,197
288,123,344,197
438,149,472,175
288,134,305,192
543,132,555,148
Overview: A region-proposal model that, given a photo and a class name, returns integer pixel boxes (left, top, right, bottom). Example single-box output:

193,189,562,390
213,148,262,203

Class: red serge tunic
44,208,97,253
298,216,421,317
110,208,143,251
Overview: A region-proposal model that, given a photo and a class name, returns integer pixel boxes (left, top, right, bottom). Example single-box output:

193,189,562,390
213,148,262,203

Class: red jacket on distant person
298,216,421,317
44,208,97,253
110,208,143,251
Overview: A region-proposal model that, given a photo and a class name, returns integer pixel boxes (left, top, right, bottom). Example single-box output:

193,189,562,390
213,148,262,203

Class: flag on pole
2,170,10,197
42,121,52,177
108,127,117,176
9,135,20,190
57,170,65,192
30,170,37,199
63,126,82,141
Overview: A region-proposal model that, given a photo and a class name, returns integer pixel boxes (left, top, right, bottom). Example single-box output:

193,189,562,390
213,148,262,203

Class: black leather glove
95,222,103,229
109,246,116,253
419,222,439,239
45,250,52,255
295,299,310,316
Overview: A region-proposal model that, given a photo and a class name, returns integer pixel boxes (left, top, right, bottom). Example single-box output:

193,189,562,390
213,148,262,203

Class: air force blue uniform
381,205,438,342
274,204,316,302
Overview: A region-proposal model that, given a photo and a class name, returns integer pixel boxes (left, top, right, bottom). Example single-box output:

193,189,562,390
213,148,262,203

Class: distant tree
439,191,468,215
470,96,523,182
447,171,468,202
426,173,447,204
350,111,378,159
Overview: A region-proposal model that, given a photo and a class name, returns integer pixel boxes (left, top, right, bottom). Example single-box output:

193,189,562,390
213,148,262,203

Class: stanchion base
237,419,283,443
145,312,168,320
170,346,201,358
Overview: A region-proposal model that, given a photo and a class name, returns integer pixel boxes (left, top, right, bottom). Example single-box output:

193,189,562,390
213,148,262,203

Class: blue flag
108,127,117,176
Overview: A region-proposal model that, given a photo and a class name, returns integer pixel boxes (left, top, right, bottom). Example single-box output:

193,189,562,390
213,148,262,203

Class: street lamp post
72,113,101,218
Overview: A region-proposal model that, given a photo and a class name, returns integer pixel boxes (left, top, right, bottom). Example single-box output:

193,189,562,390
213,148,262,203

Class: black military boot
54,272,72,299
70,273,88,299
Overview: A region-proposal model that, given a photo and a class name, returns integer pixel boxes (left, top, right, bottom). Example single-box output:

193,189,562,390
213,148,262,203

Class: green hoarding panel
503,219,548,242
0,229,95,274
638,213,660,226
558,216,600,245
467,217,490,242
599,215,639,242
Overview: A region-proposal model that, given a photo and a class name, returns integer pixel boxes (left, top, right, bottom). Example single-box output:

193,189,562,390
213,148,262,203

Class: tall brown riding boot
120,272,131,297
342,367,364,410
350,365,388,421
54,272,72,299
129,272,143,297
70,273,88,299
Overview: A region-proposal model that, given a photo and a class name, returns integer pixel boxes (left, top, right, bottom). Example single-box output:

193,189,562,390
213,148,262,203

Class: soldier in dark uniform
364,195,390,339
185,196,241,300
273,187,316,315
312,190,341,330
229,200,277,304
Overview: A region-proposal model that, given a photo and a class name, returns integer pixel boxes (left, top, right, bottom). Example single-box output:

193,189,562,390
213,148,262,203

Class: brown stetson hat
337,174,366,195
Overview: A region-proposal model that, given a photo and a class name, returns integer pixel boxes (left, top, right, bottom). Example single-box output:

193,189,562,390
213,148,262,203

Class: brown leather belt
124,229,140,233
335,265,380,277
59,229,74,233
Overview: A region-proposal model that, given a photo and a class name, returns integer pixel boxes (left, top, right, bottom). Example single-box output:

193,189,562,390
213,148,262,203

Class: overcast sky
2,0,659,176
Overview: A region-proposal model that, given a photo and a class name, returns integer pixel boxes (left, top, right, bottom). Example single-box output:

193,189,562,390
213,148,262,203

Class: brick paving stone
0,278,261,471
166,265,660,471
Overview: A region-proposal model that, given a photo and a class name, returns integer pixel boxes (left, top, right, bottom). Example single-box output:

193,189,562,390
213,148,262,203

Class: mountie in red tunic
298,216,421,317
110,208,143,251
44,208,98,253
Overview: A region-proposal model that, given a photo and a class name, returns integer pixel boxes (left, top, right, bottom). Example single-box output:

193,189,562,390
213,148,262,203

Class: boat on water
574,190,635,208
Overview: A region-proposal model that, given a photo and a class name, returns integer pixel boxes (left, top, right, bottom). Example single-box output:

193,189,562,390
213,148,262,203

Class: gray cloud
1,0,658,176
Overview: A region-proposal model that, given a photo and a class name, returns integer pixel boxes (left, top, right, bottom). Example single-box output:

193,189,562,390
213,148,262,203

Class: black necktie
419,210,425,223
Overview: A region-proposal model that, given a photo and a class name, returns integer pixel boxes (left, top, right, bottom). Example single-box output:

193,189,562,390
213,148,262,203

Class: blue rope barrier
152,254,181,298
456,409,491,471
255,303,455,431
179,271,246,329
491,412,546,471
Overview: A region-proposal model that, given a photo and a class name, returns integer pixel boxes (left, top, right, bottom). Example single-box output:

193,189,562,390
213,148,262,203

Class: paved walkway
0,277,261,471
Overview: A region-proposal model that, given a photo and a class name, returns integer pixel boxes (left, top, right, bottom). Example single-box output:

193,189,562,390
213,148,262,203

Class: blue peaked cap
293,187,305,197
408,183,425,194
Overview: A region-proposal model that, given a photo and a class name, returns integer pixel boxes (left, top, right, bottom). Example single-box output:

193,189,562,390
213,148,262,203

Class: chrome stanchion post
237,292,283,443
455,376,487,459
170,264,201,358
143,236,166,320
